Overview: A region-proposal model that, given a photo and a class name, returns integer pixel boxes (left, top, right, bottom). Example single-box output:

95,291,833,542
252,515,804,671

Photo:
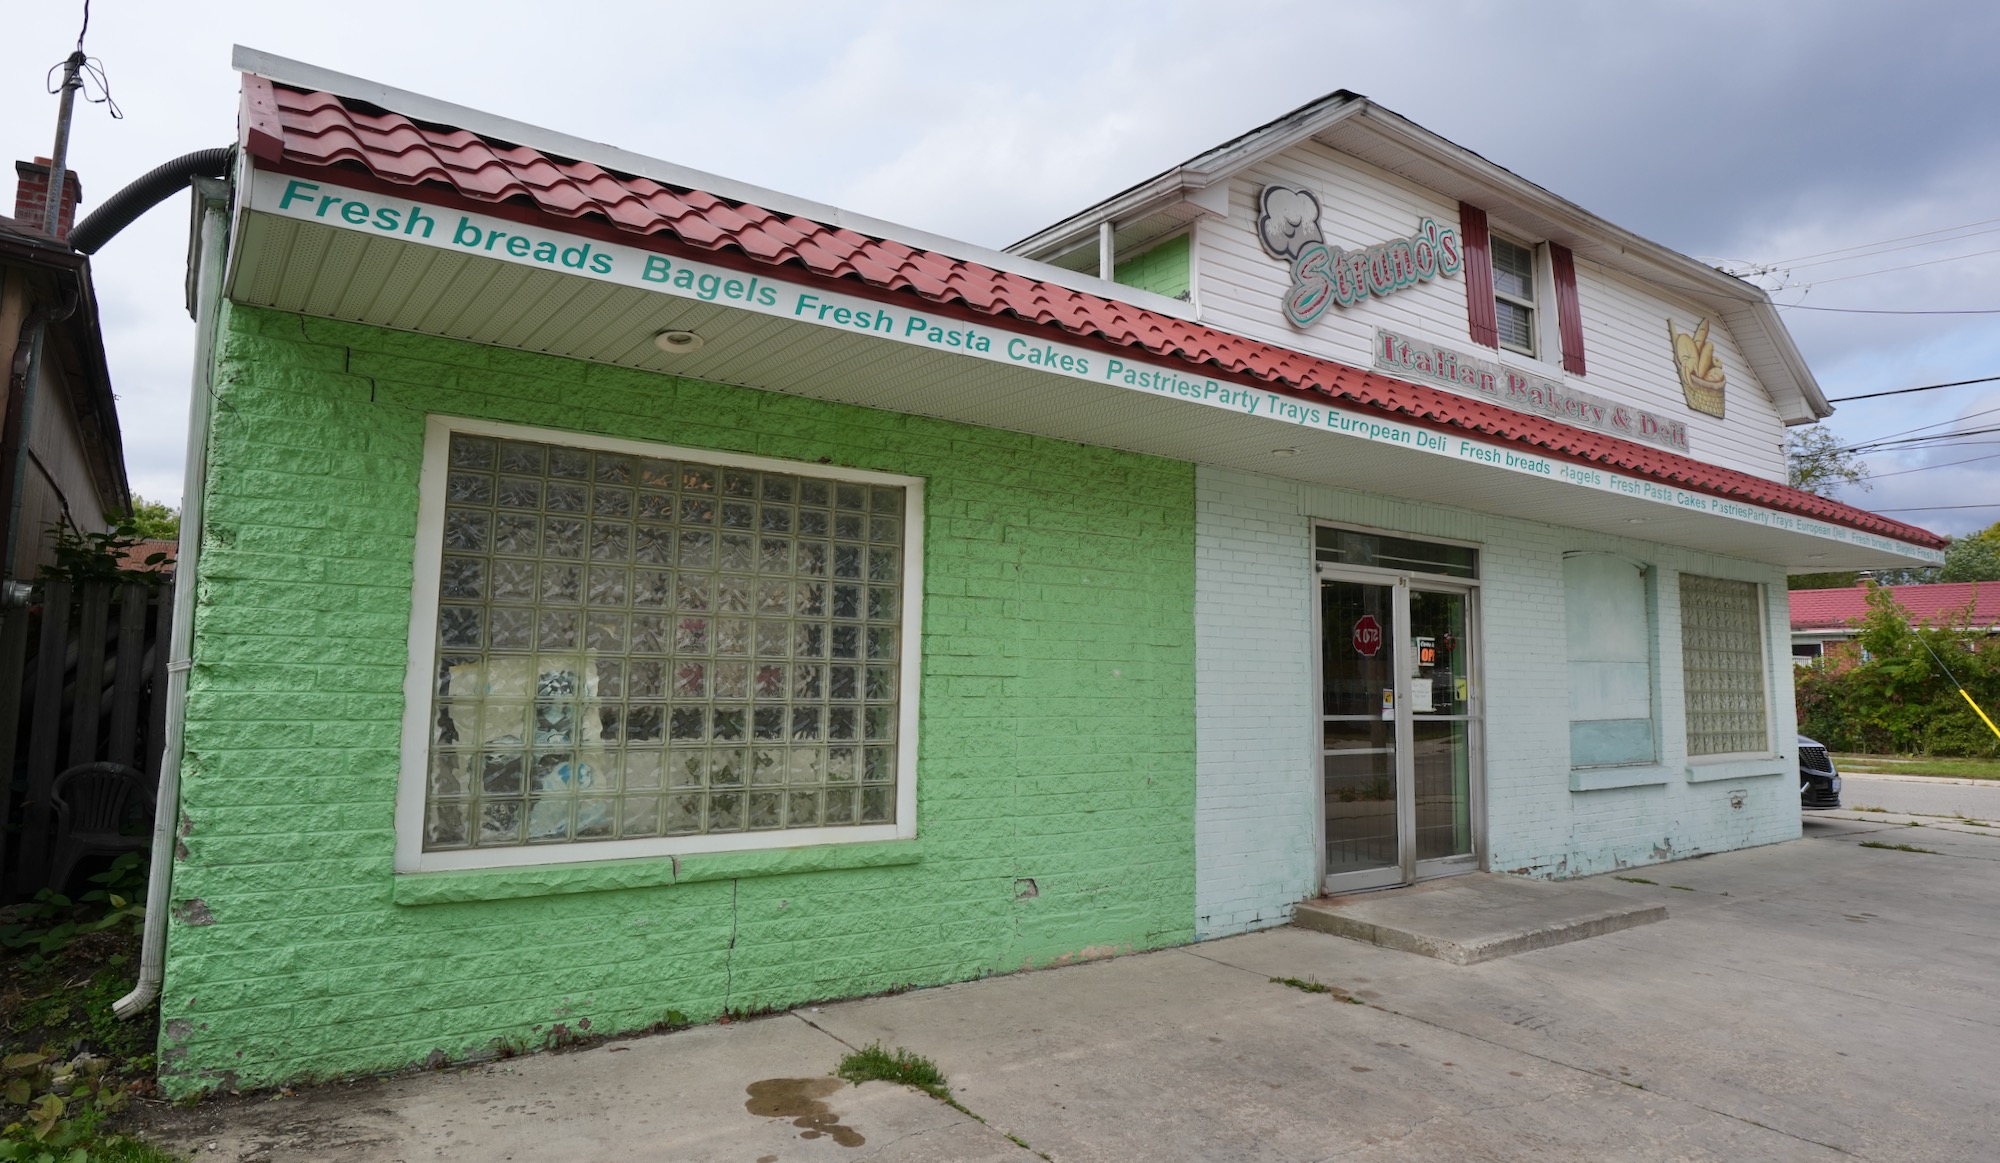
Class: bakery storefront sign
1375,328,1691,453
1257,186,1462,328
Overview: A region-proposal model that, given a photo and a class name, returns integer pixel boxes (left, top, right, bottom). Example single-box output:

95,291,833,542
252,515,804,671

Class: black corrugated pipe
67,147,232,254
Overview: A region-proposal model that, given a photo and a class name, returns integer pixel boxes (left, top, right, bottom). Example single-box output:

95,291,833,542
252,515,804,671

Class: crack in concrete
781,1011,1046,1157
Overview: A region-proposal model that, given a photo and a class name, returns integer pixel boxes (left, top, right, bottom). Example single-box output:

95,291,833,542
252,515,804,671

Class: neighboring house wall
1192,464,1798,937
1190,140,1789,482
160,304,1198,1095
15,350,112,573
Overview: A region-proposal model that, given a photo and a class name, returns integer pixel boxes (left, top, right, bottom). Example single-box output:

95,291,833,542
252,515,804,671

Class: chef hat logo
1258,185,1323,260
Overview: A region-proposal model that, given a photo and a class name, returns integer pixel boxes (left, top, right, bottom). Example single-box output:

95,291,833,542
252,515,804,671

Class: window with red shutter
1551,243,1587,376
1459,203,1498,348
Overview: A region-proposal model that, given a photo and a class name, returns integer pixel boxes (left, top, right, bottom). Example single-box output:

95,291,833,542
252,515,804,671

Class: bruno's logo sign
1256,185,1463,328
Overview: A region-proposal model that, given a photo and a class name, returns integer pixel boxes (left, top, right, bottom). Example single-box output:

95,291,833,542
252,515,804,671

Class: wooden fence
0,579,169,898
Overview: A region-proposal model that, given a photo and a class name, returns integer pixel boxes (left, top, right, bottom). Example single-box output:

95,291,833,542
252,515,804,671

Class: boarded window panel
1565,554,1653,768
1459,202,1498,348
1550,242,1587,377
1680,575,1769,756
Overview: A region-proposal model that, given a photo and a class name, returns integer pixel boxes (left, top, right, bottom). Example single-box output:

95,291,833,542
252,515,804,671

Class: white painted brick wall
1194,471,1316,939
1194,465,1801,935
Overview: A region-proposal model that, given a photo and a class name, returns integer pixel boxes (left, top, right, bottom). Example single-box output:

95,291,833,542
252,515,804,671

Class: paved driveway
137,815,2000,1162
1839,770,2000,820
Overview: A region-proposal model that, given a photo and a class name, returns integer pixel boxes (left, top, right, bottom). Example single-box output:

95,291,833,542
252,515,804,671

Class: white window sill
1570,763,1674,792
1685,755,1787,783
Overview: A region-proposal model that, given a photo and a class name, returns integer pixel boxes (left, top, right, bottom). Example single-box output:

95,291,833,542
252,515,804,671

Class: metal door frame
1312,561,1485,895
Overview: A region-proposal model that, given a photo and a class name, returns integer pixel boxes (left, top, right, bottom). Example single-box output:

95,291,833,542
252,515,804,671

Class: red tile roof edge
248,82,1945,551
1790,581,2000,630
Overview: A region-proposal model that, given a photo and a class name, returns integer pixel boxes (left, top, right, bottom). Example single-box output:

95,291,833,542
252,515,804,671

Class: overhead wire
1827,374,2000,402
1777,303,2000,315
1759,214,2000,267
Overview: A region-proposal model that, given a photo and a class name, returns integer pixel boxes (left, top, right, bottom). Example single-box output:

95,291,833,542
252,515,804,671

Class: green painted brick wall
159,304,1196,1095
1114,233,1190,300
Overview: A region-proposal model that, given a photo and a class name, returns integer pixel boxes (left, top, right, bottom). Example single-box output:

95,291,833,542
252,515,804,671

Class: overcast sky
6,0,1997,535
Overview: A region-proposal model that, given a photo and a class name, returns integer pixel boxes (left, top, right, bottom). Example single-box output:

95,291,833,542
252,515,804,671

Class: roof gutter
115,174,230,1020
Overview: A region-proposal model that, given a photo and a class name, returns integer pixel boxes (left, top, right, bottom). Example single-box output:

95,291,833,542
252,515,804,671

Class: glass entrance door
1319,579,1401,891
1319,574,1479,893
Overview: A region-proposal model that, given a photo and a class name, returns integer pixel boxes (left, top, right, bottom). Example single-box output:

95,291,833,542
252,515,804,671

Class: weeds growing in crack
1614,876,1655,885
1270,977,1364,1004
838,1043,951,1103
1859,841,1941,854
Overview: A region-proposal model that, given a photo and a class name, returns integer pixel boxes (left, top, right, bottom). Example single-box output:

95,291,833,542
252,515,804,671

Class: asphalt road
1836,771,2000,819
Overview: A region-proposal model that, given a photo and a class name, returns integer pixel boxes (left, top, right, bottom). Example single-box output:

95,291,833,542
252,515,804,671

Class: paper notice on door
1455,678,1469,702
1380,689,1395,720
1411,682,1435,713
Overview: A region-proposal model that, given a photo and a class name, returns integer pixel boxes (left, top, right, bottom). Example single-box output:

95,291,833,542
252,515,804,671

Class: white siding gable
1192,140,1788,482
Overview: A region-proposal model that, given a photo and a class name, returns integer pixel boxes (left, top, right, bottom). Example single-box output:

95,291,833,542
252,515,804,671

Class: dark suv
1799,735,1841,809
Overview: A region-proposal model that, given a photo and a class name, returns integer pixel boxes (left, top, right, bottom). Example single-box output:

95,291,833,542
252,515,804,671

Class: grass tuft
1613,876,1655,885
837,1042,951,1103
1270,976,1332,994
1859,840,1941,854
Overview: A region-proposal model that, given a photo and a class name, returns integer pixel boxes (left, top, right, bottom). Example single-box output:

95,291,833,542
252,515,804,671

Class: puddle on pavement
745,1078,866,1148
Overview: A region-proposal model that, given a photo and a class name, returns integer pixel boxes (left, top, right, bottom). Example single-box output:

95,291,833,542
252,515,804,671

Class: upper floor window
1491,236,1537,358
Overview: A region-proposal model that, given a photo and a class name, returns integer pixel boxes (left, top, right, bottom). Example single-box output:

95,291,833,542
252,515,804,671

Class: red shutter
1551,242,1586,376
1459,202,1497,349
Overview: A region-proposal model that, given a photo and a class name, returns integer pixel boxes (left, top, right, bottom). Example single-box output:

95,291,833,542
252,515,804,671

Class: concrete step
1293,871,1667,965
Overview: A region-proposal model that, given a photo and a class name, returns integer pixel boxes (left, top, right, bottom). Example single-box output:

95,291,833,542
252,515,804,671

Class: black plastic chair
47,762,152,895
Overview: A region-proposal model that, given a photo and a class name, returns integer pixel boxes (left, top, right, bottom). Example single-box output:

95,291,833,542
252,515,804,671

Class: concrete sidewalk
134,815,2000,1162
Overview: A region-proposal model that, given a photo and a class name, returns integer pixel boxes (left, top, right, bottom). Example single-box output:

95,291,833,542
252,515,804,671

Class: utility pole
43,49,86,237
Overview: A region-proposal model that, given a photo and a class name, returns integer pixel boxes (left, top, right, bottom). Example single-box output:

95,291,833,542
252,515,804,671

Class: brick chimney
14,157,83,239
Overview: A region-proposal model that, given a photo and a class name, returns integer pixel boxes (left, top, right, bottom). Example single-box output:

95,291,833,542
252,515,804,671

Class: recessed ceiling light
654,330,704,355
1271,447,1299,457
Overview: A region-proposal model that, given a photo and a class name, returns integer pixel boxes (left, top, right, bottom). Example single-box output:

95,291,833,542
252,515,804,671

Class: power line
1863,450,2000,480
1828,374,2000,402
1805,243,2000,286
1834,404,2000,453
1846,425,2000,454
1777,303,2000,315
1760,215,2000,267
1782,225,2000,273
1871,503,2000,512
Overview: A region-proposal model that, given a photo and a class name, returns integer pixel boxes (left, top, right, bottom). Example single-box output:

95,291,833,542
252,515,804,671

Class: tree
1940,528,2000,582
127,495,179,540
1785,424,1870,497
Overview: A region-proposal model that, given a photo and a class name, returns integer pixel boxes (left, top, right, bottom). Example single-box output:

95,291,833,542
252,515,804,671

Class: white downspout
115,175,229,1019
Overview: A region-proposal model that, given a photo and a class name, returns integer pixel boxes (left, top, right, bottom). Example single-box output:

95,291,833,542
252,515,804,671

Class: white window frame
394,415,925,873
1490,233,1539,359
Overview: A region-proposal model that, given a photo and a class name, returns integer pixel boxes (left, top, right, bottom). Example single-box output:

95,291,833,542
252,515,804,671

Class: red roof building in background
1790,581,2000,662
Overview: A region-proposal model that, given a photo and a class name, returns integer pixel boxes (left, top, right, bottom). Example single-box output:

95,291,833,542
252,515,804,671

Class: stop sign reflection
1352,614,1382,657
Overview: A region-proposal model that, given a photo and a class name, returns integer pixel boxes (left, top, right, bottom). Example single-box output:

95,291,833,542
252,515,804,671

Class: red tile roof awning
1791,582,2000,632
241,77,1944,550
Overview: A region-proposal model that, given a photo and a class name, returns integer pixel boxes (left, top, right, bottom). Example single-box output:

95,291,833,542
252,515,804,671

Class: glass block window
1680,575,1768,756
418,429,912,856
1491,236,1537,358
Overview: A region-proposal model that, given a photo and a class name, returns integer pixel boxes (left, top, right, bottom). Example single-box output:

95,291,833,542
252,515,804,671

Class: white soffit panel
224,211,1924,572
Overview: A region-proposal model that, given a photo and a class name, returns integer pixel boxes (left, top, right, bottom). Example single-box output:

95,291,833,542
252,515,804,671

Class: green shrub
1796,584,2000,758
